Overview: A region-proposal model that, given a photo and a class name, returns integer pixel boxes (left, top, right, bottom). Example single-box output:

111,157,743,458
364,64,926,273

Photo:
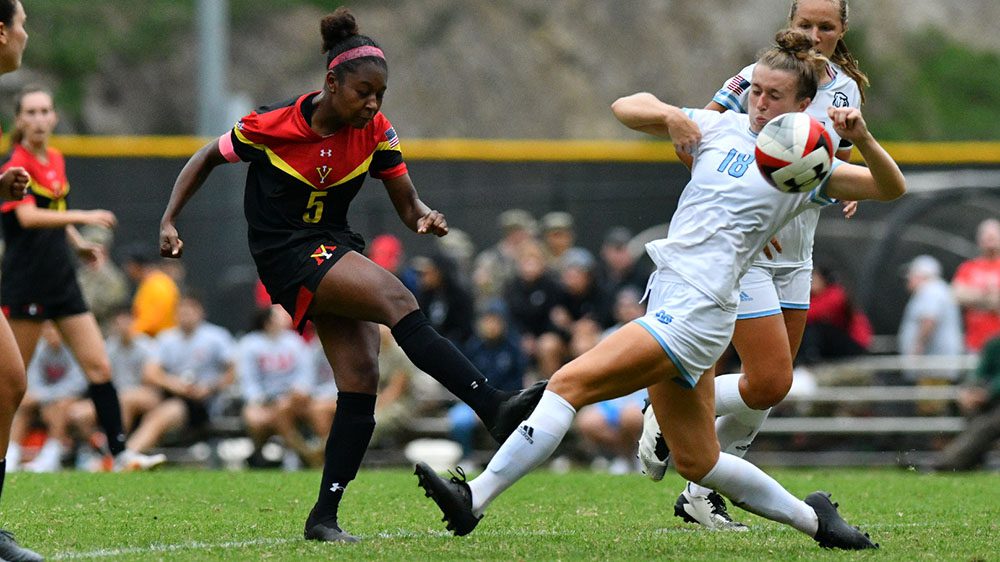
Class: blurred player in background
1,85,165,476
0,2,68,559
416,30,904,550
158,7,544,542
639,0,873,530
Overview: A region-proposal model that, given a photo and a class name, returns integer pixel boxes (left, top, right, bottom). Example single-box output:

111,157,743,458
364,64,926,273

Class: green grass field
2,467,996,561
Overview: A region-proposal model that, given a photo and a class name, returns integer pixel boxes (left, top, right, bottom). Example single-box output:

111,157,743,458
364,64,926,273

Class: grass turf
1,466,996,561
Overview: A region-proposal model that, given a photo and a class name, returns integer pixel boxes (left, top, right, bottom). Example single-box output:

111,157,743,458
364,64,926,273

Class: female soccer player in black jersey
1,86,165,474
0,2,43,560
160,7,543,543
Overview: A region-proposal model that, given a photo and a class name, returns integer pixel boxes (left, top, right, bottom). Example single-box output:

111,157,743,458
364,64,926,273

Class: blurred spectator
436,227,476,280
124,247,180,337
603,286,647,337
931,333,1000,471
597,226,648,297
898,255,964,383
556,248,612,329
75,225,129,330
449,300,527,461
799,267,871,364
370,325,419,447
367,233,419,295
540,211,595,273
239,306,319,468
503,241,566,377
413,254,475,347
124,294,236,454
9,323,89,472
69,307,163,451
952,218,1000,352
472,209,537,305
308,338,338,443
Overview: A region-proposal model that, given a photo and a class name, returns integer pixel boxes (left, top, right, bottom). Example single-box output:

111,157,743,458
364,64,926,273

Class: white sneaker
674,484,749,531
114,450,167,472
23,439,63,473
637,400,669,481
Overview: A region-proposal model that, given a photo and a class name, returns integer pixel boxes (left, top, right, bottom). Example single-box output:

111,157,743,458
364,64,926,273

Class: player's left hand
762,237,783,260
417,210,448,237
842,200,858,219
76,242,106,266
828,107,870,144
0,167,30,201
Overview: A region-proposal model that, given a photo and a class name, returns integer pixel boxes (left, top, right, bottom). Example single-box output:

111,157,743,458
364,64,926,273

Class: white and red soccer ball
755,112,834,193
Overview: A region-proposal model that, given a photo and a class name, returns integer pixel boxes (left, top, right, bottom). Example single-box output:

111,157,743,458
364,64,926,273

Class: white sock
468,391,576,515
5,444,20,471
714,374,748,416
698,453,818,536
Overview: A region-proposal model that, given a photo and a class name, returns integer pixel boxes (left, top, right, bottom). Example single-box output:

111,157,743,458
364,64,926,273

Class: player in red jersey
160,7,544,543
1,86,166,474
0,2,43,561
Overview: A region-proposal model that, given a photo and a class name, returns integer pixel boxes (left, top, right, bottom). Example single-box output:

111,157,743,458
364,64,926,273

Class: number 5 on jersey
303,190,328,223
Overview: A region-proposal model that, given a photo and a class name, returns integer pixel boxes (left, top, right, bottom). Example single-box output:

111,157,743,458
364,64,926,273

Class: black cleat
303,508,360,543
0,529,43,562
414,462,482,536
804,491,878,550
488,380,548,443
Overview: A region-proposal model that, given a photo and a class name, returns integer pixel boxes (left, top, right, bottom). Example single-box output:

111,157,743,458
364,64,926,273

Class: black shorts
255,230,366,332
163,392,211,429
1,273,89,320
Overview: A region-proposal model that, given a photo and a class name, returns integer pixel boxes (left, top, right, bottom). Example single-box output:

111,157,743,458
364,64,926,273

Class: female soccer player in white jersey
638,0,871,530
415,29,903,550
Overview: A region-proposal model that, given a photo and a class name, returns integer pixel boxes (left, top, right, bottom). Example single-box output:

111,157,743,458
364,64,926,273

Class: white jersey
237,330,314,403
27,340,88,403
152,323,236,389
106,333,156,390
713,62,861,268
645,109,841,312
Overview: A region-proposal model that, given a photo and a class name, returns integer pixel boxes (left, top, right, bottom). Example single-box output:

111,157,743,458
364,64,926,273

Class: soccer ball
755,112,834,193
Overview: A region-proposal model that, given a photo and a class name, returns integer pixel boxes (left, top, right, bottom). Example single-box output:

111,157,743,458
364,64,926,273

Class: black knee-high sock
88,382,126,456
309,392,376,526
391,310,505,424
0,458,6,504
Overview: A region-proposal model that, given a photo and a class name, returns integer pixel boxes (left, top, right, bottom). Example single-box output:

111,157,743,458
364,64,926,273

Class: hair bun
321,7,360,52
774,28,814,56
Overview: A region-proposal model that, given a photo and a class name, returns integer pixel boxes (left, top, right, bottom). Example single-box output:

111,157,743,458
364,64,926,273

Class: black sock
88,382,127,456
391,310,505,424
0,458,5,504
309,392,376,527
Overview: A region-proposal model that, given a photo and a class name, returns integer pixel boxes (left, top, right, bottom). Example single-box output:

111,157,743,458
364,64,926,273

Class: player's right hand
667,113,702,156
0,167,30,201
160,222,184,258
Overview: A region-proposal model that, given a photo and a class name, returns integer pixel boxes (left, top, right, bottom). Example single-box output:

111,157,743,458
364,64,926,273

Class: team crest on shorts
310,244,338,265
655,310,673,325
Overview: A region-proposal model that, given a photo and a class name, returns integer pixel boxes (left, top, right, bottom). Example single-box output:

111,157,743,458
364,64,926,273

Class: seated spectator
9,323,89,472
75,225,129,329
931,333,1000,471
540,211,595,274
952,218,1000,352
503,241,567,377
597,226,649,297
472,209,537,306
367,233,420,296
449,300,527,463
798,266,871,364
69,307,163,457
412,254,475,347
124,294,236,456
124,247,180,337
239,306,319,468
370,325,419,447
898,255,964,383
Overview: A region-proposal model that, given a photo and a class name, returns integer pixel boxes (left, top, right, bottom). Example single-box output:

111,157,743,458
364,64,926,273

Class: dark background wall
62,155,1000,337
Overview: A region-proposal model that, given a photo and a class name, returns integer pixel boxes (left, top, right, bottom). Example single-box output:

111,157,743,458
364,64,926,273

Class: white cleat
637,400,669,481
674,484,749,531
114,450,167,472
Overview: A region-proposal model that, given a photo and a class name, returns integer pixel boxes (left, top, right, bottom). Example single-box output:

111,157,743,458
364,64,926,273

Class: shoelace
447,466,469,485
707,492,736,521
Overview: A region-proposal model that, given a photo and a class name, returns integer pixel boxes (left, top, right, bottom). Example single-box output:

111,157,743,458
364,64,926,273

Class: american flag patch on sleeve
725,75,749,95
385,127,400,148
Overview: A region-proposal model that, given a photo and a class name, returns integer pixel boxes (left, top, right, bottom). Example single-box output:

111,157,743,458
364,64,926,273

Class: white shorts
635,271,736,388
737,265,812,319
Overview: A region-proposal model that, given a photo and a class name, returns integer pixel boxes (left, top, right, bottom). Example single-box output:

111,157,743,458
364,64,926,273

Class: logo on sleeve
832,92,849,108
385,127,400,148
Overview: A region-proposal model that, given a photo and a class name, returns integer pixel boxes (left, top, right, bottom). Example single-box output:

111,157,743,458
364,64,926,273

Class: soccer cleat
414,462,482,536
637,399,670,481
804,491,878,550
303,510,360,543
488,380,548,443
0,529,43,562
113,450,167,472
674,485,749,531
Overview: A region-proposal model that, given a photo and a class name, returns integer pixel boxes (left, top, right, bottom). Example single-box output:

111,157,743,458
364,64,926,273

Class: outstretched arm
824,108,906,202
159,140,229,257
382,173,448,237
611,92,702,155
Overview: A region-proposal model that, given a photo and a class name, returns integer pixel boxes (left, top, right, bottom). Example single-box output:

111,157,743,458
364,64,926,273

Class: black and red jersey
0,144,76,297
220,91,408,261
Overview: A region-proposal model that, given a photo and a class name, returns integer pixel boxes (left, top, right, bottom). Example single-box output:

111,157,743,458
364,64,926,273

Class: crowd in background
6,212,1000,473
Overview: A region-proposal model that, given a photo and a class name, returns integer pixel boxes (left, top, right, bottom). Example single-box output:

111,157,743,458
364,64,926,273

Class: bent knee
741,371,793,409
0,367,27,406
672,448,720,483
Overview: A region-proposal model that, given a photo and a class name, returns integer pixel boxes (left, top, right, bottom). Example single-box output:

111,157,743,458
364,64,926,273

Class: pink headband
328,45,385,69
